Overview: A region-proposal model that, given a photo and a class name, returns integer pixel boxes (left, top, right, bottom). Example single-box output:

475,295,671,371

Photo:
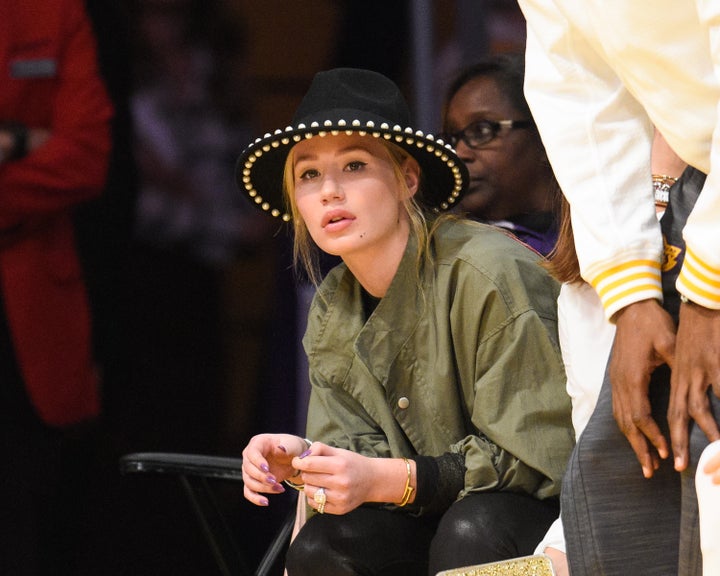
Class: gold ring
318,501,325,514
314,487,327,509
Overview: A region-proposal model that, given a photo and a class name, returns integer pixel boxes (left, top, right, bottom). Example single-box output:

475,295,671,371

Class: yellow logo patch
662,234,682,272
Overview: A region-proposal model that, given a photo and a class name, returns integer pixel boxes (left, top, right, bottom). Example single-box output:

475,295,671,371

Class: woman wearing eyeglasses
442,53,560,256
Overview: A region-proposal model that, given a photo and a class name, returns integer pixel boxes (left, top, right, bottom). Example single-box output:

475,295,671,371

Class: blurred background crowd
3,1,528,574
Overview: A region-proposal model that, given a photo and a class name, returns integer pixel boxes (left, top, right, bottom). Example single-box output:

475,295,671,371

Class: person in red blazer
0,0,112,572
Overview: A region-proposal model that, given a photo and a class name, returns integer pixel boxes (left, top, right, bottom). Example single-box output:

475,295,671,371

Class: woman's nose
454,139,476,163
320,175,343,203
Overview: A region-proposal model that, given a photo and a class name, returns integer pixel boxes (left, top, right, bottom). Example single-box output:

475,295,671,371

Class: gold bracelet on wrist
397,457,414,507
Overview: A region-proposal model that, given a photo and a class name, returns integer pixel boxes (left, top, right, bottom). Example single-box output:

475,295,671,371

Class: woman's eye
299,168,320,180
469,123,492,138
345,161,366,172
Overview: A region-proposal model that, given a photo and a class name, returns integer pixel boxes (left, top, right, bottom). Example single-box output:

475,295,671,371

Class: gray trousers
562,365,719,575
561,167,717,576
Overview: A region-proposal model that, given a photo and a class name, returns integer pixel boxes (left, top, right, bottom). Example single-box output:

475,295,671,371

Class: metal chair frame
119,452,295,576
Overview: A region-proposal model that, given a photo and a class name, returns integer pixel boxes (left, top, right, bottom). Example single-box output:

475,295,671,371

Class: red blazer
0,0,113,426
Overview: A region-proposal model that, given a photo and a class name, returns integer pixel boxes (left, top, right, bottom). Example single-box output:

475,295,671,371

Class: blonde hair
282,136,444,287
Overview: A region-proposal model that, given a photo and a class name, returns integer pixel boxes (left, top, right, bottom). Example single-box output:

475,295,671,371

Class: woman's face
291,133,417,262
444,76,550,221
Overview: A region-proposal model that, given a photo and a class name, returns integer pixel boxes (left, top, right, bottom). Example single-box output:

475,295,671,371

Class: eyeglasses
440,119,533,150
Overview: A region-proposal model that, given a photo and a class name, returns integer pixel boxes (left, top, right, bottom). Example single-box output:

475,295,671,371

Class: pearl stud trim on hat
239,119,465,222
235,68,469,220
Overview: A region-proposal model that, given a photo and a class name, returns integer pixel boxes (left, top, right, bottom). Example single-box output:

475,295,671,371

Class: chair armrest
119,452,244,481
119,451,294,576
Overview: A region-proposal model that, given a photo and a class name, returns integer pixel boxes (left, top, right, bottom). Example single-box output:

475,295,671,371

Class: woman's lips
321,209,355,230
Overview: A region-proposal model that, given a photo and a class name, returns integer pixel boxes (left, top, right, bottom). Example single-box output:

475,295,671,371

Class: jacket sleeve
0,0,113,223
518,0,663,320
677,1,720,309
449,256,574,500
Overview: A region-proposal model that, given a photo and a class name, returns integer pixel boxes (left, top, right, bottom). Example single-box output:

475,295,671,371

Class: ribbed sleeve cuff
677,246,720,309
411,453,464,516
588,259,663,320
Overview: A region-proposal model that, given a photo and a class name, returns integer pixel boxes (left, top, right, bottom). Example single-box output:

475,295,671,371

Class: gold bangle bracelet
397,457,414,507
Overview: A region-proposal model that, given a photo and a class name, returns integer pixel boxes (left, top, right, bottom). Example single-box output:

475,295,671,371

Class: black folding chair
119,452,296,576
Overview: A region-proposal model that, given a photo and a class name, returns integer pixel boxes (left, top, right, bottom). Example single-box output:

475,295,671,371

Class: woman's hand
241,433,309,506
543,547,569,576
292,443,414,515
292,443,375,515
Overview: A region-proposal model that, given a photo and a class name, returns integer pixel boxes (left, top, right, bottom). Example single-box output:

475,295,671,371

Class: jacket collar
313,232,427,387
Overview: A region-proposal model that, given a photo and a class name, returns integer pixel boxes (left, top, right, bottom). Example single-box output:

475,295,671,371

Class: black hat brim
236,120,469,221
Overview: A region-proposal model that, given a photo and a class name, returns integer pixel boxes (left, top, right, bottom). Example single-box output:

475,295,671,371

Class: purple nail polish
299,449,312,459
260,498,269,506
261,463,270,473
273,483,285,493
266,475,277,484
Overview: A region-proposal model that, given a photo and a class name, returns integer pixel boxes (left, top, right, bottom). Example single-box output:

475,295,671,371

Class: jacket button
398,396,410,409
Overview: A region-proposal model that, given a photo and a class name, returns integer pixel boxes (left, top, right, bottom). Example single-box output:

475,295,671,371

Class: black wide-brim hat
235,68,469,221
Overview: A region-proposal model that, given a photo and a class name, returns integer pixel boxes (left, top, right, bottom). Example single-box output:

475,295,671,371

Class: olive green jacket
303,218,573,503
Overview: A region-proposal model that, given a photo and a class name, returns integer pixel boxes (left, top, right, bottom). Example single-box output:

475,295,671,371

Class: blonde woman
238,68,573,575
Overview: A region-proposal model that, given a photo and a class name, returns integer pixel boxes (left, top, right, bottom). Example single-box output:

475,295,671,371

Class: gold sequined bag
435,554,555,576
